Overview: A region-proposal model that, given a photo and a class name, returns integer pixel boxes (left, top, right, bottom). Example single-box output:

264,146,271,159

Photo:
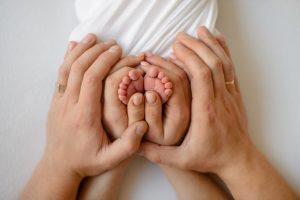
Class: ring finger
197,27,236,93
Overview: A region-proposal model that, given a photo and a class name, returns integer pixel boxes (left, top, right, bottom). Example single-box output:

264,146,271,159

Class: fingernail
145,92,157,104
141,61,150,66
133,93,143,106
169,53,177,60
108,45,120,53
105,39,116,45
199,26,209,35
82,34,95,44
136,122,147,136
68,41,76,52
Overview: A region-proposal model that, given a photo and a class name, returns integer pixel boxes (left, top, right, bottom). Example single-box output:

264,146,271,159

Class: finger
110,53,145,74
66,40,116,100
127,93,145,125
172,41,215,104
103,67,133,139
197,27,235,89
215,35,241,93
97,121,148,171
64,41,77,60
215,35,232,59
140,142,183,168
56,42,78,97
55,42,78,98
140,59,190,145
168,53,185,68
58,34,97,91
144,91,164,143
79,45,122,110
176,32,226,94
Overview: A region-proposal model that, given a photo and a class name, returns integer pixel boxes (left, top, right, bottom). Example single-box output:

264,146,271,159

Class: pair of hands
45,27,251,182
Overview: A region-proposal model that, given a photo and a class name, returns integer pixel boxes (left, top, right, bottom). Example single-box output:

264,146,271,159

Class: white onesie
69,0,218,57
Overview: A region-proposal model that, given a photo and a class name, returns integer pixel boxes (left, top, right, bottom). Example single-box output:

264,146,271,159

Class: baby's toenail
133,93,143,106
146,92,157,104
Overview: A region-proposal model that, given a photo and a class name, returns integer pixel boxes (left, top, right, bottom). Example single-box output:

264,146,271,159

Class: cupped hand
140,26,252,174
45,34,148,179
102,55,145,139
140,55,191,145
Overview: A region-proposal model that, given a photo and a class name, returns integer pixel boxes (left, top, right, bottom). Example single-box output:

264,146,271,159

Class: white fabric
70,0,218,57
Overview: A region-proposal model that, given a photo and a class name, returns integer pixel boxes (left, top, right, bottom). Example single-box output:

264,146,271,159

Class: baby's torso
70,0,218,57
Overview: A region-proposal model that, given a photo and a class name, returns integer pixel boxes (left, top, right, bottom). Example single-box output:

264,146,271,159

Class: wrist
216,139,258,177
20,157,82,200
216,143,298,199
39,156,83,184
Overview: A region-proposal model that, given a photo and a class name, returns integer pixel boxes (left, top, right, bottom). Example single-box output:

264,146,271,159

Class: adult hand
140,26,251,173
140,54,191,145
21,34,148,200
78,92,146,200
103,55,145,139
140,27,298,200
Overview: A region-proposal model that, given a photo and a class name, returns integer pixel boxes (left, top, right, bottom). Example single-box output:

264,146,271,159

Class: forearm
218,144,298,200
159,165,230,200
77,159,130,200
20,159,82,200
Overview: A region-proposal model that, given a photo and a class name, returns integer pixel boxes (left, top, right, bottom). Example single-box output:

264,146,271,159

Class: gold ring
57,82,66,94
225,80,235,85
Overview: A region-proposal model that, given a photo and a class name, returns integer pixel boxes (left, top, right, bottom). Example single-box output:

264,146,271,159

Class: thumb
139,141,184,168
97,121,148,171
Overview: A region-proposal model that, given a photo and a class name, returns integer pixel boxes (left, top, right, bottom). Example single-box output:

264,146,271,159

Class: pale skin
21,26,298,199
20,34,149,200
78,53,229,199
140,26,299,200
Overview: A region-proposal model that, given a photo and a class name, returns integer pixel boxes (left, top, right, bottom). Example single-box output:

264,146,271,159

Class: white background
0,0,299,199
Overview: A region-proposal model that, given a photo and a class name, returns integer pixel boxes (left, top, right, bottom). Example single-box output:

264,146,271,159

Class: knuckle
194,67,211,80
147,110,160,121
84,70,99,84
94,43,106,52
58,66,69,79
123,140,138,155
72,60,88,74
211,38,220,47
185,50,197,60
211,58,223,70
75,110,96,129
206,102,217,124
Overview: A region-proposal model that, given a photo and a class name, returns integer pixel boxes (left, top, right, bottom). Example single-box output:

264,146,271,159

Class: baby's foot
144,66,173,103
118,69,144,104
